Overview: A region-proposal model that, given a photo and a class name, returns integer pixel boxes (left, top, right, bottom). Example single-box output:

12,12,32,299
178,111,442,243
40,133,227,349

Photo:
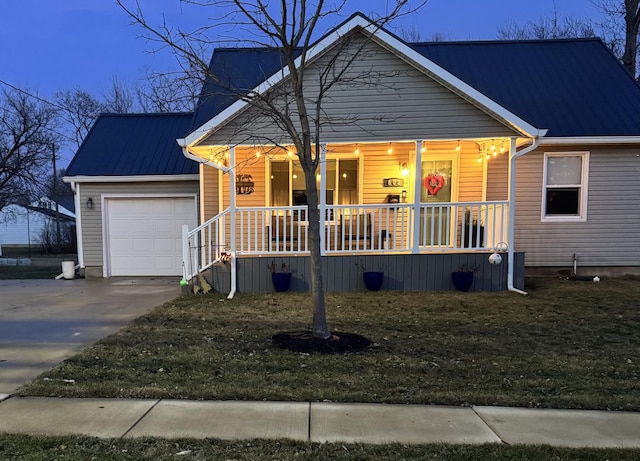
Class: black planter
272,272,292,292
363,271,384,291
451,271,474,292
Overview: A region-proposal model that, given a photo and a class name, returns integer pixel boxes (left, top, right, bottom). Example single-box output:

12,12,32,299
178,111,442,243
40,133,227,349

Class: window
270,159,359,208
542,152,589,221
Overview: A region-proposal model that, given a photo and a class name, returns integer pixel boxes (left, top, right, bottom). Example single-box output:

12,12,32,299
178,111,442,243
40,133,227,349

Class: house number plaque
383,178,404,187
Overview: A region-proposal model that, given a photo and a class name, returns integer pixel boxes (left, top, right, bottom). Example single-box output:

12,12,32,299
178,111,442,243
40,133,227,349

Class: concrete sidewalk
1,397,639,447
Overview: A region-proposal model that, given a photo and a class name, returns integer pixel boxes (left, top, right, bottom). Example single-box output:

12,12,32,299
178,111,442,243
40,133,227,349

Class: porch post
411,140,423,253
228,146,237,298
319,144,327,256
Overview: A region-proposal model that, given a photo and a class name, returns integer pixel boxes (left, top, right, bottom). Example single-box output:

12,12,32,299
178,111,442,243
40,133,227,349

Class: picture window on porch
270,159,359,208
542,152,589,221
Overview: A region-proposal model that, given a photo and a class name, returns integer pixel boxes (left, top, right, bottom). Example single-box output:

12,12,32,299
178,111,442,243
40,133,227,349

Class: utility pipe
68,181,85,269
507,135,545,295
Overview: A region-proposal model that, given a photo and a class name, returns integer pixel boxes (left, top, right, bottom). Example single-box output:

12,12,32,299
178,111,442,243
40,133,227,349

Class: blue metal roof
411,38,640,137
190,48,299,130
66,113,198,177
191,38,640,138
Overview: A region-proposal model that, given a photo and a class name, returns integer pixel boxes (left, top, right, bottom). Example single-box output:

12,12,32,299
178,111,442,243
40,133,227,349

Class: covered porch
181,138,530,292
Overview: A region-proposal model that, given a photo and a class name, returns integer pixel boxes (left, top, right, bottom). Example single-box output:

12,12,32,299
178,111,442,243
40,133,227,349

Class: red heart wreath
425,174,445,196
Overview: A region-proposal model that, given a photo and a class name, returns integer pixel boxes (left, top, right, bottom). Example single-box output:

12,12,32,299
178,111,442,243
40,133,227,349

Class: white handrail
183,201,509,271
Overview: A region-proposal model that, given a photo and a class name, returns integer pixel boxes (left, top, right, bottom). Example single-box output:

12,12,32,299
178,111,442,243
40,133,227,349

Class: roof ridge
97,112,194,118
409,37,603,46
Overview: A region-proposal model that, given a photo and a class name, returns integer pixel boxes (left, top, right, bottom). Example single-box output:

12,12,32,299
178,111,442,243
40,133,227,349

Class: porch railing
182,201,509,276
182,208,229,279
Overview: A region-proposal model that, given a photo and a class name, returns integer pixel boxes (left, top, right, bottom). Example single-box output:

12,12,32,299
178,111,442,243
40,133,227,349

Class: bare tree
593,0,640,78
55,89,104,149
46,167,74,208
102,76,137,113
0,88,58,211
498,11,598,40
117,0,426,339
399,24,449,42
136,66,203,113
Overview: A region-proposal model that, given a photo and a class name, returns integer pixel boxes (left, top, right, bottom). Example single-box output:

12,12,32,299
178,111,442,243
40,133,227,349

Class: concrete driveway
0,277,182,396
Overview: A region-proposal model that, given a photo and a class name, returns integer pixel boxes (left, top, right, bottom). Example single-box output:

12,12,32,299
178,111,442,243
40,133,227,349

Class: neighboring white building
0,198,75,254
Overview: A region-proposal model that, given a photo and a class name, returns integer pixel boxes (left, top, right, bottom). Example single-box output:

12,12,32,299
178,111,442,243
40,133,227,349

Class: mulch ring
272,331,372,354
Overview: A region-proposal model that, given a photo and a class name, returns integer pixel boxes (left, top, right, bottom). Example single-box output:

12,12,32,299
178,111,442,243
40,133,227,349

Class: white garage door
106,197,197,276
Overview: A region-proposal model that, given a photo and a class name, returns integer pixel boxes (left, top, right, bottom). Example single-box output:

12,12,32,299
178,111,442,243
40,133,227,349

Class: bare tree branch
116,0,429,339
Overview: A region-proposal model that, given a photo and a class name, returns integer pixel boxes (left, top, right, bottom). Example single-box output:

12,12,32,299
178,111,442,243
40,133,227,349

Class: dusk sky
1,1,600,165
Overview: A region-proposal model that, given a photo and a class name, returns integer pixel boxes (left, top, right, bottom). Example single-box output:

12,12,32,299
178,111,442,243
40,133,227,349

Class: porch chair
268,214,309,252
340,212,372,250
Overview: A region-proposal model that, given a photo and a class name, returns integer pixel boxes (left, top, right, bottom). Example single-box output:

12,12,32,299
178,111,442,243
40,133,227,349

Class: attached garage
104,196,197,276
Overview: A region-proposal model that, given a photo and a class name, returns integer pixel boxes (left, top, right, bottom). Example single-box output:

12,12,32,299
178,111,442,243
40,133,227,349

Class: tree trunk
304,164,330,339
622,0,640,77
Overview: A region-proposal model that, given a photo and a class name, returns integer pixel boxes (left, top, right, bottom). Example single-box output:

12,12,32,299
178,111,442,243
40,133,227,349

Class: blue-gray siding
207,252,524,293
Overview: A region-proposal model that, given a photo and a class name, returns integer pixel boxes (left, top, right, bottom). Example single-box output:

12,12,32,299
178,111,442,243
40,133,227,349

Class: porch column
228,146,237,298
319,143,327,256
411,140,423,253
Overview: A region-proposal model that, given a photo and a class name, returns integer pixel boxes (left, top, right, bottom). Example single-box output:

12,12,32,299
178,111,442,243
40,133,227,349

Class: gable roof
184,14,542,146
66,113,198,177
188,28,640,141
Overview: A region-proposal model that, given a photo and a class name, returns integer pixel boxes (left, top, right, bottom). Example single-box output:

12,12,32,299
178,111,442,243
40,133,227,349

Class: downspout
507,135,544,295
227,146,237,299
178,144,235,298
68,181,85,269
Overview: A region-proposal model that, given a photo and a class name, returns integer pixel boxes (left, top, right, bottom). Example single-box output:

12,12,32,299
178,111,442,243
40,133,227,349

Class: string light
355,144,359,155
387,143,393,154
455,141,461,152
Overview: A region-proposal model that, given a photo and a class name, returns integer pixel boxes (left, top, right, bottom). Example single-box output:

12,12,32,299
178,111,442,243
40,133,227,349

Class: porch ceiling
186,138,532,167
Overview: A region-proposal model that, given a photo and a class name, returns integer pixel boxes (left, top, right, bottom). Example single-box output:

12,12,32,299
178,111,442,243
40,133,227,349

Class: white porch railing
182,208,229,279
182,201,509,277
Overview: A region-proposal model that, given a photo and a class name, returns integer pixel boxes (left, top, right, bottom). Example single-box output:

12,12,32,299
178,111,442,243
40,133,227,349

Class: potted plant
268,260,291,292
356,261,384,291
451,263,479,292
462,208,485,248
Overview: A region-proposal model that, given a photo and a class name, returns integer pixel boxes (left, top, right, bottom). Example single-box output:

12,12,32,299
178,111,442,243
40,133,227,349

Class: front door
419,155,456,246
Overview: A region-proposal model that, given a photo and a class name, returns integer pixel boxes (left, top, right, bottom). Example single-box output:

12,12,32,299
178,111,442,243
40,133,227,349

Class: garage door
106,197,197,276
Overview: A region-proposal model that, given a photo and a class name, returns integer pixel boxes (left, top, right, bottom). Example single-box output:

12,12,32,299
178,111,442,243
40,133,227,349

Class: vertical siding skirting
208,252,525,293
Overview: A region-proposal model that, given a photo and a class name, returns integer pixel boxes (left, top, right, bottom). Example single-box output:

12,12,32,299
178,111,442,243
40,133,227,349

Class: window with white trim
270,158,359,207
542,152,589,221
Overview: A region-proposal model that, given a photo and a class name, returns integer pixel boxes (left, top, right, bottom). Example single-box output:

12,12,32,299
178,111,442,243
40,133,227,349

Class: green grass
19,277,640,410
1,435,640,460
0,264,61,279
0,248,76,279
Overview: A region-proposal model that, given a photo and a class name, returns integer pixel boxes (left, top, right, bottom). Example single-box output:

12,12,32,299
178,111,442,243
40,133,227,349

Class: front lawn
19,277,640,410
2,435,640,461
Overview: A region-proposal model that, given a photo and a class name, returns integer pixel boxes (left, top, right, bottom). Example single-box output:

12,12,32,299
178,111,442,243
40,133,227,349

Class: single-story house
64,13,640,293
0,198,76,255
